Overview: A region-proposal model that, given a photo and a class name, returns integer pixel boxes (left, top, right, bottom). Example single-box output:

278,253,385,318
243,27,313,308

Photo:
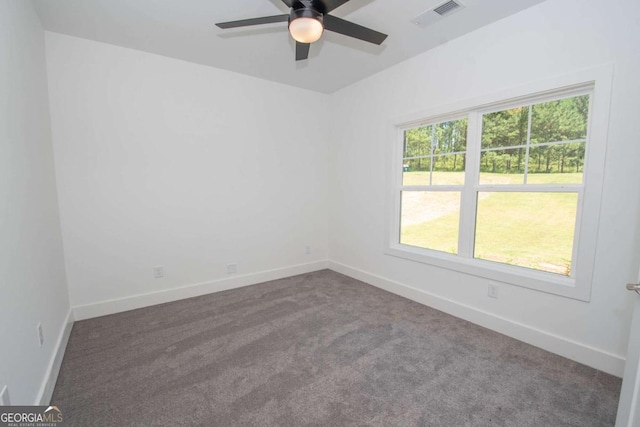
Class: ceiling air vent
434,0,461,16
411,0,465,28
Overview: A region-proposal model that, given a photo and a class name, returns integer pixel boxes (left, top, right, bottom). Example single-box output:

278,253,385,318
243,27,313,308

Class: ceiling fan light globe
289,17,323,43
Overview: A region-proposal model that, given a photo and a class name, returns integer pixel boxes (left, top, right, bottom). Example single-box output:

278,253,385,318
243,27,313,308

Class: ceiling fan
215,0,388,61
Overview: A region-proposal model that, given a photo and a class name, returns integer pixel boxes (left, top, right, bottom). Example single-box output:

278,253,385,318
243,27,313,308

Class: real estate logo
0,405,63,426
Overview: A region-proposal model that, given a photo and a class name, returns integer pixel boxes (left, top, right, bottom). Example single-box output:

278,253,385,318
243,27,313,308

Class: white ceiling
33,0,545,93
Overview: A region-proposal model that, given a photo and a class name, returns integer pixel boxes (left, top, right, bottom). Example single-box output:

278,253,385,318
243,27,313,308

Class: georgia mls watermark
0,406,63,427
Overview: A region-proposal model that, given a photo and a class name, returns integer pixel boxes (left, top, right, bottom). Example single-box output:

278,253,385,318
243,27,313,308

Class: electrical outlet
305,245,311,255
227,263,237,274
0,386,10,406
488,283,500,299
153,266,164,278
37,323,44,347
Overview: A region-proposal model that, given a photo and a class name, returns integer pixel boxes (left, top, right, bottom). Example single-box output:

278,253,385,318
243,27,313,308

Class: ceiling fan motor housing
289,7,324,27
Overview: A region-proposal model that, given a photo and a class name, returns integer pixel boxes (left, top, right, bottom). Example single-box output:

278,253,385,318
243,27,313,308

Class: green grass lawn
400,172,581,275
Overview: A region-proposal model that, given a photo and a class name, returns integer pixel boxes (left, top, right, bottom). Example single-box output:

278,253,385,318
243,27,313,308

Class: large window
388,73,611,301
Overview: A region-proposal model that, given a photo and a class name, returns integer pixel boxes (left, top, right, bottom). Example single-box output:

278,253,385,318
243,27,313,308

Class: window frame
385,66,613,301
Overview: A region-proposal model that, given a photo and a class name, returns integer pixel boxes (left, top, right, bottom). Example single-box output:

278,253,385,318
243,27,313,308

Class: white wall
45,33,329,311
0,1,70,405
328,0,640,375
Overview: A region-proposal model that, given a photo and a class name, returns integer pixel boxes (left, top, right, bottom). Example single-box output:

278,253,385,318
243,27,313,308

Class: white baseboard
73,260,330,321
328,260,625,377
37,309,74,405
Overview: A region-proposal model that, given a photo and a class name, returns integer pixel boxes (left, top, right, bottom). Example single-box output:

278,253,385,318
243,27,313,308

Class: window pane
482,107,529,149
527,142,585,183
433,118,468,155
404,126,432,157
479,148,526,185
403,118,468,187
531,95,589,144
432,154,466,185
402,158,431,186
400,191,460,254
474,192,579,275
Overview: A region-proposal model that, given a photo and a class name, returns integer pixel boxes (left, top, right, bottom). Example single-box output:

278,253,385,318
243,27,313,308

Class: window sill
385,244,590,301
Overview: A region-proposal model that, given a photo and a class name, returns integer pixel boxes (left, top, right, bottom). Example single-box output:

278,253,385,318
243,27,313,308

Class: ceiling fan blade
295,42,310,61
316,0,350,13
216,14,288,29
281,0,294,6
323,15,387,45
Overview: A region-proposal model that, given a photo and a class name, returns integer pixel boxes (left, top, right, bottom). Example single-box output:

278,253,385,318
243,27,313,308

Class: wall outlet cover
37,323,44,347
153,266,164,278
488,283,500,299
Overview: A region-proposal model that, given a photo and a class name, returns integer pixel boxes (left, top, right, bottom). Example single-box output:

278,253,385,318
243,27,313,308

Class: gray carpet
52,270,621,426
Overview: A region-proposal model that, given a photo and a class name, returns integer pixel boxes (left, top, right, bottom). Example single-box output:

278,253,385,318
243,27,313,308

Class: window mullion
475,184,583,192
458,112,481,258
524,105,532,184
429,125,435,185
